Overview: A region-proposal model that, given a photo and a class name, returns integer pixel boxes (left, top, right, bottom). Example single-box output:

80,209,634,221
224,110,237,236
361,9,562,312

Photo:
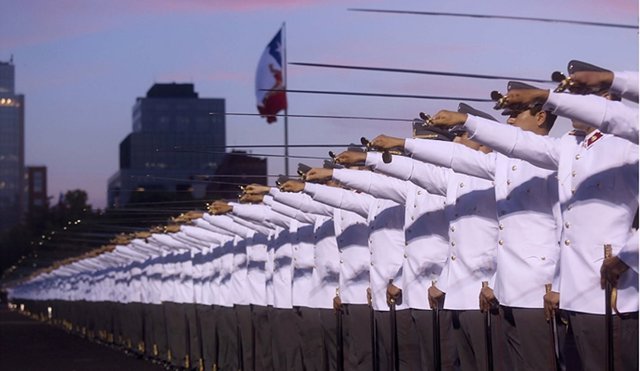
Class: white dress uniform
463,114,639,370
302,183,371,306
362,152,450,310
611,71,639,102
403,138,560,308
463,115,639,314
304,175,406,312
369,151,499,310
543,91,639,144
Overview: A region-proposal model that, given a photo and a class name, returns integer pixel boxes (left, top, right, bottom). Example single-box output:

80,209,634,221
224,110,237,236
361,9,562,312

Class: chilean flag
255,27,287,124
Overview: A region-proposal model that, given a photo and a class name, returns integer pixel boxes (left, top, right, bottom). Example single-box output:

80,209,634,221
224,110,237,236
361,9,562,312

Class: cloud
0,0,337,49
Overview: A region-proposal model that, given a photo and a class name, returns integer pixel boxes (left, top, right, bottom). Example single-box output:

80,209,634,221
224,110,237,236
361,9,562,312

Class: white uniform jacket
404,138,560,308
465,115,639,314
369,152,499,310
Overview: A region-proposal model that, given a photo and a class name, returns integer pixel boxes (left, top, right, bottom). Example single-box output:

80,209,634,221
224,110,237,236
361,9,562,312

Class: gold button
499,224,504,230
414,204,417,208
459,183,464,188
498,240,504,245
370,251,373,255
564,222,570,229
340,259,344,264
370,262,374,266
564,239,571,246
571,189,576,194
575,154,581,160
451,241,456,247
403,253,407,258
541,257,546,261
417,190,422,195
405,241,408,246
450,226,455,232
451,255,456,261
572,171,576,177
411,216,415,221
512,165,517,171
507,180,512,185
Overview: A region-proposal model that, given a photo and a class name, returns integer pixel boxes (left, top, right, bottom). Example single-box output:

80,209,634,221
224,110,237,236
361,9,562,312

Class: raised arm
402,138,497,180
544,91,638,144
303,182,374,219
463,114,561,170
332,166,410,204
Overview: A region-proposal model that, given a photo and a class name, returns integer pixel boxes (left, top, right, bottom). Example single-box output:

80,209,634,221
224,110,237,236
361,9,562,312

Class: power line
348,8,638,30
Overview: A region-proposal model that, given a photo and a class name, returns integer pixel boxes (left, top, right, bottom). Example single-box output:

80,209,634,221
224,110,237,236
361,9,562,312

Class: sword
545,284,561,371
388,280,399,371
335,290,345,371
604,244,615,371
431,281,442,371
368,288,379,371
482,281,494,371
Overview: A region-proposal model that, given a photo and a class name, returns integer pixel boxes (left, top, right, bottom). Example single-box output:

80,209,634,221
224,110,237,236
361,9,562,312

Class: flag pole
282,22,290,176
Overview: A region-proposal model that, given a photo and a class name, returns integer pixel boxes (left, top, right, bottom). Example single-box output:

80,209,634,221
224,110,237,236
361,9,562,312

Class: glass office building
108,83,225,207
0,60,24,231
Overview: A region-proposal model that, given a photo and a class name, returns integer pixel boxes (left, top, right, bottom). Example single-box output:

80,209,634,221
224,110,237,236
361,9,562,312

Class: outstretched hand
503,89,549,108
305,168,333,183
334,151,367,166
210,200,233,215
369,135,405,151
430,110,468,127
279,179,305,193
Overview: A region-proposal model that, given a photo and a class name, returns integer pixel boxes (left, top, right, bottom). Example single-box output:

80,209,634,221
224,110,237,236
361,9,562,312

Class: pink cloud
1,0,341,49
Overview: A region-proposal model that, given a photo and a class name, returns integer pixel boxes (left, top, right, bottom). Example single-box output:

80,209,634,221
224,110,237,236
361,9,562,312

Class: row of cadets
293,161,408,371
303,108,502,371
366,59,638,371
274,172,374,371
367,90,562,370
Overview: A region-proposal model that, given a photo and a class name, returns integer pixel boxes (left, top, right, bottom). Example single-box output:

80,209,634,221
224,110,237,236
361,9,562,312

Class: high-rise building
108,83,226,207
0,60,25,231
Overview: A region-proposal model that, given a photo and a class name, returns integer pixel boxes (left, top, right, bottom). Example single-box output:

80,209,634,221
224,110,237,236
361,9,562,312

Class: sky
1,0,638,209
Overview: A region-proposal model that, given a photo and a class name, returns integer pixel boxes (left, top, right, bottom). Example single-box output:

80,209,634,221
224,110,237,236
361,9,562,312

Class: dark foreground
0,306,164,371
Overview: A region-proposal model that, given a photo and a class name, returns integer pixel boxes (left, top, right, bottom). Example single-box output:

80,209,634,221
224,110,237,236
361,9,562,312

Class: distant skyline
1,0,637,208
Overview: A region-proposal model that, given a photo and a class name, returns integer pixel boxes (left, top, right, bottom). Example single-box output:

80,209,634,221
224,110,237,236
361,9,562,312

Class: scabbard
389,300,399,371
370,305,379,371
604,244,614,371
336,305,344,371
433,306,441,371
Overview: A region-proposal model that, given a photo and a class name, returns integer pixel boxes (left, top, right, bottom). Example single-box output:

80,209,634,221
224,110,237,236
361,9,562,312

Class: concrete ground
0,306,164,371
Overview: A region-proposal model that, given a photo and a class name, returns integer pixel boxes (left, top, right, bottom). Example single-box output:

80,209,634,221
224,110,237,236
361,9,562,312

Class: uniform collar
583,130,604,149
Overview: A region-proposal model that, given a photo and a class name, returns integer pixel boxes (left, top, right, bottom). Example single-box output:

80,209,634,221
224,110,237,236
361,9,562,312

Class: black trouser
252,305,273,371
197,304,217,371
342,304,373,371
163,301,188,367
568,310,639,371
236,304,254,371
411,308,458,371
499,306,556,371
450,309,503,371
272,308,302,371
217,305,239,371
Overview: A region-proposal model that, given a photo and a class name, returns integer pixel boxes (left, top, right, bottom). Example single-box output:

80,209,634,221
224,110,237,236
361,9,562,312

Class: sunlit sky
1,0,637,209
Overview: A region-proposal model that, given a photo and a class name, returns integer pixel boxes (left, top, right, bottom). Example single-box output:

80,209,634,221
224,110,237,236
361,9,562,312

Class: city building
25,166,48,217
206,150,268,200
107,83,227,207
0,59,25,231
